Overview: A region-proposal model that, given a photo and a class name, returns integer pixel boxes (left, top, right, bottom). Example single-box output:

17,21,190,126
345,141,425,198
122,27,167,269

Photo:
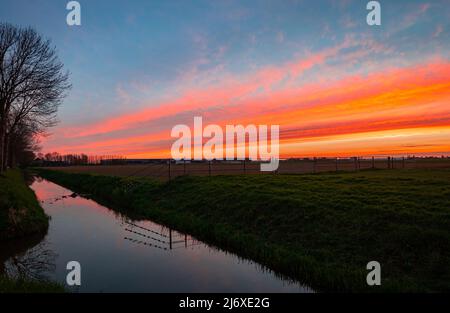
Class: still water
1,177,311,292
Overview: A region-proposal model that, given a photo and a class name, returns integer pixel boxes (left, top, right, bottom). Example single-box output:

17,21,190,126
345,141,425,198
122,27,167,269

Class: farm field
41,158,450,180
37,167,450,292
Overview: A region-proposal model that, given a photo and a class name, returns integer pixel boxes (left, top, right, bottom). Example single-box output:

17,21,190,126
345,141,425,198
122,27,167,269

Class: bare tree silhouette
0,23,71,172
5,241,57,281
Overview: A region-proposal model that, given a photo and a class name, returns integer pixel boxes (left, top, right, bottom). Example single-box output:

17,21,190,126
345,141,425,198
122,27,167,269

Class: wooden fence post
243,159,246,174
387,157,390,169
313,157,316,173
402,157,405,169
184,159,186,175
372,156,375,169
354,157,357,171
208,160,211,177
335,157,338,172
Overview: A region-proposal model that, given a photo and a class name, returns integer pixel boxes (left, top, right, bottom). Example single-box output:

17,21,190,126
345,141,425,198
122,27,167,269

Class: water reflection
0,234,46,276
5,241,57,281
123,221,201,251
1,178,312,293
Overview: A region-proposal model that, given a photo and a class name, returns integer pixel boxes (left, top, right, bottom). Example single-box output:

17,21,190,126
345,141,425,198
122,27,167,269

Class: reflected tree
5,240,57,281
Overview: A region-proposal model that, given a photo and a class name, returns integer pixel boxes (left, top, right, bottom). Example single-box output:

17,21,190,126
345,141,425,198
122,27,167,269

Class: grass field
36,167,450,292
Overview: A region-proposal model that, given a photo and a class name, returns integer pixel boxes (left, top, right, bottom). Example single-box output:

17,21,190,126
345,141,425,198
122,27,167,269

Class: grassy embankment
0,276,64,293
0,169,63,293
37,168,450,292
0,170,48,240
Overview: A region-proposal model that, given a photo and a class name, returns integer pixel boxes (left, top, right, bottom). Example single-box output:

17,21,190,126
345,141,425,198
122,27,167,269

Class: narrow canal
1,177,311,292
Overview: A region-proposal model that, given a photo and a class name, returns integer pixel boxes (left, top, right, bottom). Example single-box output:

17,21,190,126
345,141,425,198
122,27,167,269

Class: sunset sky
2,0,449,158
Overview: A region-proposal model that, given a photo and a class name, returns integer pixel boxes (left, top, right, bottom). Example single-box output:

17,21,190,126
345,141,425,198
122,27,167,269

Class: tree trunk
0,121,5,173
8,136,15,168
3,131,9,170
0,259,5,276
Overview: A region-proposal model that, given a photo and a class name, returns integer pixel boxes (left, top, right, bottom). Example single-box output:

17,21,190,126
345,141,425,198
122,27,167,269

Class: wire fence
123,221,199,251
49,157,450,180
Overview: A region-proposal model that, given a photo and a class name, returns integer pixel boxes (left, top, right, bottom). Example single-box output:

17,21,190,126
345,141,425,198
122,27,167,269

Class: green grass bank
37,168,450,292
0,169,62,293
0,276,64,293
0,170,49,240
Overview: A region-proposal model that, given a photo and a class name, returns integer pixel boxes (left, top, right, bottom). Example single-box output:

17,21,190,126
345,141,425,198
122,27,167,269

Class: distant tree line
36,152,125,166
0,23,70,172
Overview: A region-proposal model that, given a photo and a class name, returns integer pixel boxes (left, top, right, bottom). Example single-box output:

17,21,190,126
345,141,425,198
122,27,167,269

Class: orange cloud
63,41,353,139
49,58,450,158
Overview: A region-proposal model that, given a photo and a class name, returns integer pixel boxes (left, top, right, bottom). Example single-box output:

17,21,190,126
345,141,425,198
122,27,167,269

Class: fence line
123,221,197,251
113,157,450,180
48,157,450,180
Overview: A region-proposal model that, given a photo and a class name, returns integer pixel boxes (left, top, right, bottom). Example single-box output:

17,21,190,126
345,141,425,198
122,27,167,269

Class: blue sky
1,0,449,157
